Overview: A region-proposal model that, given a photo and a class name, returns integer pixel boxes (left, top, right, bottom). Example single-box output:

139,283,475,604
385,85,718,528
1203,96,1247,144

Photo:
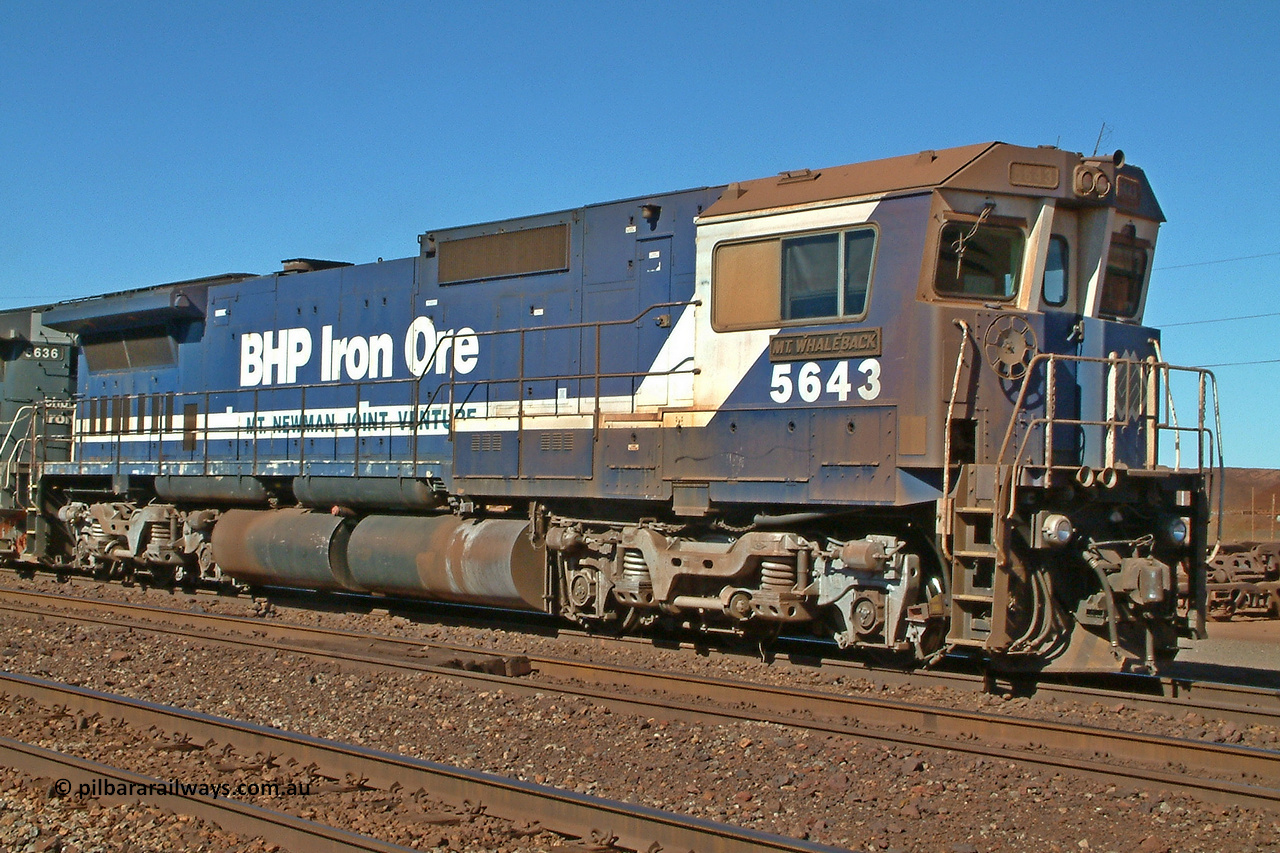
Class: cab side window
1041,235,1069,307
783,233,839,318
1099,228,1148,319
712,226,877,331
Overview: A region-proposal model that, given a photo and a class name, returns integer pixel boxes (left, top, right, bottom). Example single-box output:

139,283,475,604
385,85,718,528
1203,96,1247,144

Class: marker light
1166,517,1189,546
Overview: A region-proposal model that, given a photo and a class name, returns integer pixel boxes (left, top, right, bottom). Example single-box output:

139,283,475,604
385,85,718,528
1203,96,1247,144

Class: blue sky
2,2,1278,466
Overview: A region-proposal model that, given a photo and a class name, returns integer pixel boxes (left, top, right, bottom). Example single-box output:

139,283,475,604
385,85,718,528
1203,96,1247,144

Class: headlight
1166,517,1189,546
1040,513,1074,547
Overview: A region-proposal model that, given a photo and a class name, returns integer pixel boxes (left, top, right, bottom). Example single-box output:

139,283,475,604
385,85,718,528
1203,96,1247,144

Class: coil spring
146,520,172,547
621,549,651,584
760,557,797,590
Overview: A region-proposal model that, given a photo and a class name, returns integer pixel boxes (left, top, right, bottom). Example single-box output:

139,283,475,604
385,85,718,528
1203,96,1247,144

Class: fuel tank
346,515,546,611
212,508,358,590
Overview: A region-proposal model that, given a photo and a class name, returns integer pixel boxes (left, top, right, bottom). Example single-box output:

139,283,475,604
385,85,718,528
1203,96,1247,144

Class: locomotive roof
43,272,257,336
700,141,1163,222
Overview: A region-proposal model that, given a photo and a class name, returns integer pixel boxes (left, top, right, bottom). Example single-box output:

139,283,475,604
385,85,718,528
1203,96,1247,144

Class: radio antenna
1092,122,1110,156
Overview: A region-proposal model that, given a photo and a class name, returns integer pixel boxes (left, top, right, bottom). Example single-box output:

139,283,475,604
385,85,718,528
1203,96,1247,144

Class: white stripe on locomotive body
632,297,697,412
74,399,622,444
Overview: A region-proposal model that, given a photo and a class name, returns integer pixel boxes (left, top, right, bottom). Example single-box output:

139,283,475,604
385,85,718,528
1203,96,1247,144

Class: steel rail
555,624,1280,725
0,735,419,853
231,576,1280,709
556,626,1280,724
2,582,1277,726
3,587,1280,813
0,671,851,853
11,567,1278,716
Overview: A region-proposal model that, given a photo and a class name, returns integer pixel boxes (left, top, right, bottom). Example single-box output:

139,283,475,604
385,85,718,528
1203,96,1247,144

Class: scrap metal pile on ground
1207,542,1280,619
1205,469,1280,619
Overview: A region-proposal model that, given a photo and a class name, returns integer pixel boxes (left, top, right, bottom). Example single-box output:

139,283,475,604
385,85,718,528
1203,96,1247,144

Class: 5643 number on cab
769,359,881,404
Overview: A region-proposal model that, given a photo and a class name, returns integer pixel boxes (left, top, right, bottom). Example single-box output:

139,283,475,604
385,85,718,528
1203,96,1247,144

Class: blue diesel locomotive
3,142,1220,670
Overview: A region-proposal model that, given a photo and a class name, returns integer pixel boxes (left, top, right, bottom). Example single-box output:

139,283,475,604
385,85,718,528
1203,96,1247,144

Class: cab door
634,236,673,406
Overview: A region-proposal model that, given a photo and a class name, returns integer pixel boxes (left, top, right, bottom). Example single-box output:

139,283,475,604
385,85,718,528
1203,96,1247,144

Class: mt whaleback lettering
769,328,882,362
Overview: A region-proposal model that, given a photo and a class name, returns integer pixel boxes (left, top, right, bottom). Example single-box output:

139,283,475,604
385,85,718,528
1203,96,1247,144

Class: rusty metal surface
1206,541,1280,619
436,223,570,284
346,515,545,610
0,671,852,853
700,142,1162,222
0,735,417,853
212,508,357,591
701,143,996,219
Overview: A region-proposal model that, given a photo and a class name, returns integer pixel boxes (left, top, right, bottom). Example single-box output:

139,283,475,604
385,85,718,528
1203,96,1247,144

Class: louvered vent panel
540,432,574,452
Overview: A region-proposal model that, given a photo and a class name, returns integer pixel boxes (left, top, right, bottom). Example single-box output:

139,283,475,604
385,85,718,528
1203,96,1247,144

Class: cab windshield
934,221,1024,300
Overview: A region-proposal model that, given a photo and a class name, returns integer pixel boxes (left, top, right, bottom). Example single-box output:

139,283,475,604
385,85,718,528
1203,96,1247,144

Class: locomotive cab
690,142,1216,670
912,149,1214,669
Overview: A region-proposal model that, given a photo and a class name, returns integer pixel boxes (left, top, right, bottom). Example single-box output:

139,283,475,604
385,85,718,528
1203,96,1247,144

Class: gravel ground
0,763,282,853
1,572,1278,853
0,691,560,853
1174,617,1280,672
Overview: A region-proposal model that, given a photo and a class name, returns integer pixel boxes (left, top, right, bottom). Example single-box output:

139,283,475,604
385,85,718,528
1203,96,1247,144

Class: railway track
9,568,1279,720
3,578,1278,727
587,631,1280,726
3,584,1279,814
0,669,850,853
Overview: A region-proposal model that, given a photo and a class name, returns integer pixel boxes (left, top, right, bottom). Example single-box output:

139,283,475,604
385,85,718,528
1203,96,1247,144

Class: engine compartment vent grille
540,432,574,452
